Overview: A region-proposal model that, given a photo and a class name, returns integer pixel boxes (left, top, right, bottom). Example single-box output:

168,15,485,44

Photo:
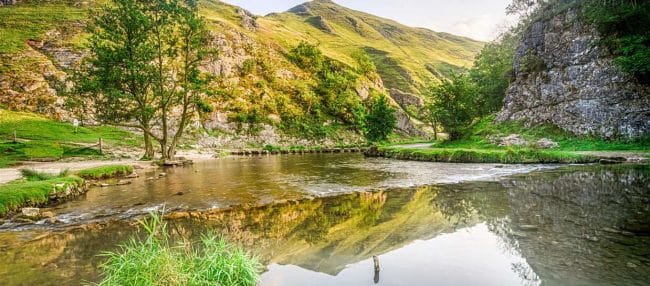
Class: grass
0,175,84,215
376,116,648,164
0,4,87,53
376,146,599,164
437,116,650,152
19,168,69,181
0,109,141,167
98,213,261,286
76,165,133,180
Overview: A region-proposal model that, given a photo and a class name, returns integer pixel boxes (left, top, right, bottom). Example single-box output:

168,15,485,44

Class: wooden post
98,138,103,154
373,255,380,284
13,130,17,143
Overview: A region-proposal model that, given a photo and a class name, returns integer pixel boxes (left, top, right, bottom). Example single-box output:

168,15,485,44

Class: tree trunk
431,121,438,141
143,132,155,160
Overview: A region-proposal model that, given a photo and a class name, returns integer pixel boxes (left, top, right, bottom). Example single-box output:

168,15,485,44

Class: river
0,154,648,285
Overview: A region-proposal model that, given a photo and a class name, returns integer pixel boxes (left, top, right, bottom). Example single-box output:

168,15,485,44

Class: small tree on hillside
71,0,212,159
365,95,396,142
423,74,477,140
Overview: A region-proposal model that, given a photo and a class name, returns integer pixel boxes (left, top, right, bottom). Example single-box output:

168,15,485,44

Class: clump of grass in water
76,165,133,180
97,213,261,286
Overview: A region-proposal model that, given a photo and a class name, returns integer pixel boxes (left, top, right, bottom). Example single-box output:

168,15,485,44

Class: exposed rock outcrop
497,7,650,139
389,88,423,111
237,8,258,31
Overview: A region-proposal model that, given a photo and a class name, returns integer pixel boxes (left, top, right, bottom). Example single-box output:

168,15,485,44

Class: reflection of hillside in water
0,182,510,285
0,165,647,286
495,165,650,286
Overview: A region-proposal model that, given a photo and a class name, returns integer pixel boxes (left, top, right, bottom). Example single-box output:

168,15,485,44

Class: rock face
389,88,423,111
497,8,650,139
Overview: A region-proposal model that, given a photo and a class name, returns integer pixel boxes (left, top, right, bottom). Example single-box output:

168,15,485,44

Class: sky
221,0,513,41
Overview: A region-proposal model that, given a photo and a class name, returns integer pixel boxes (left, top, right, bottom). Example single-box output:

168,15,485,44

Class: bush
365,95,396,142
585,1,650,83
423,74,478,140
98,213,261,286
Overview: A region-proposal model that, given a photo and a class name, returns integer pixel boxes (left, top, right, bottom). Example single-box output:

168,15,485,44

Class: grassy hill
263,0,482,92
0,0,482,143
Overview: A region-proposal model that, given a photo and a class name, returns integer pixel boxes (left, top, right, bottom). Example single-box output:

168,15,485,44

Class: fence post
99,138,103,154
13,130,17,143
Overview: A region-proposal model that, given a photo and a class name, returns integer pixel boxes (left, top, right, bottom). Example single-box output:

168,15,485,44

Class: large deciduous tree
71,0,212,159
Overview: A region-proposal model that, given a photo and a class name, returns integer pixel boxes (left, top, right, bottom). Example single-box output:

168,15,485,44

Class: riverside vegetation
98,213,261,286
0,0,649,284
0,164,135,216
379,0,650,162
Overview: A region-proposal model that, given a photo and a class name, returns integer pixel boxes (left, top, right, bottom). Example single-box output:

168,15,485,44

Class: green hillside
262,0,483,92
0,0,482,142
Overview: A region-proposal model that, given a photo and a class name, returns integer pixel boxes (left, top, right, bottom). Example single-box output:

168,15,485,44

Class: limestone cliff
497,7,650,139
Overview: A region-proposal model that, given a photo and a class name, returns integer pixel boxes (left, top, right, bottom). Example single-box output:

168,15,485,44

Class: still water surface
0,154,648,285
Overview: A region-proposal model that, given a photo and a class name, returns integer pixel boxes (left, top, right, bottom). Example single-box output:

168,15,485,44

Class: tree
71,0,212,159
423,74,477,140
365,95,396,142
469,31,518,116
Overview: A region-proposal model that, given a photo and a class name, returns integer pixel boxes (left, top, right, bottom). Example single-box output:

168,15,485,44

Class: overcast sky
221,0,513,41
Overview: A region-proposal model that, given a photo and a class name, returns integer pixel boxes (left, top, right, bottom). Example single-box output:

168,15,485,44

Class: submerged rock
21,208,40,218
40,211,55,218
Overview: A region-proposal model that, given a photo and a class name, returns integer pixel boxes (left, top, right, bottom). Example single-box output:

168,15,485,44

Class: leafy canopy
365,95,396,142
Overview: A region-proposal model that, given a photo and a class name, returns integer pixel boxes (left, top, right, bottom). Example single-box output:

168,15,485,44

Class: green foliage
352,50,376,75
76,165,133,180
287,41,324,72
423,74,478,140
0,176,84,215
98,213,261,286
283,42,368,136
73,0,212,159
469,32,518,115
520,50,546,74
584,0,650,83
240,58,256,76
440,115,650,151
365,95,396,142
19,169,69,181
377,146,599,164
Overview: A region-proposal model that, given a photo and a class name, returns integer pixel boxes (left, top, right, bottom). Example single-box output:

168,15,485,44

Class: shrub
365,95,396,142
584,0,650,84
98,213,261,286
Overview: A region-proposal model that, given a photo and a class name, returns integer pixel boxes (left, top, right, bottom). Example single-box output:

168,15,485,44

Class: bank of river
0,154,648,285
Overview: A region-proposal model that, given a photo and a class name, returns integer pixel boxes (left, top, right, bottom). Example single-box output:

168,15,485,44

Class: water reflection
0,164,647,286
40,154,552,225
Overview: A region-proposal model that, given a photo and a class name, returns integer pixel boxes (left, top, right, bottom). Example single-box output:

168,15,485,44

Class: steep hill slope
0,0,482,146
262,0,483,93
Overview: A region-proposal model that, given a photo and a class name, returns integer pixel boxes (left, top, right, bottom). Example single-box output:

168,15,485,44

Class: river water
0,154,648,285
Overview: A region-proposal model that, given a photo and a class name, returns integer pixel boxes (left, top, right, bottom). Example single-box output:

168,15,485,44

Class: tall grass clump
19,169,69,181
97,213,261,286
76,165,133,180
